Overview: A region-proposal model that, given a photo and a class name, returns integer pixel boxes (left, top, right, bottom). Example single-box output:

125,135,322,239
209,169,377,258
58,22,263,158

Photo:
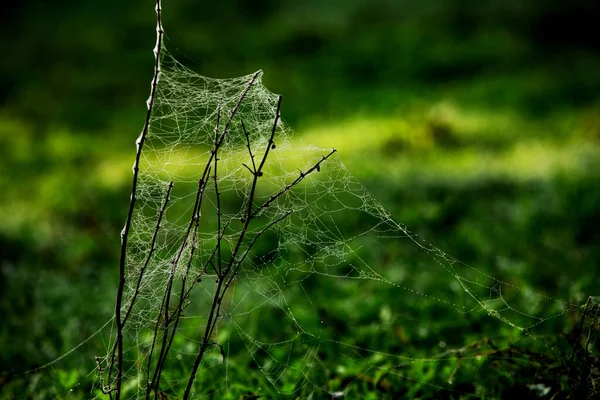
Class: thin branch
123,181,173,327
214,71,262,150
222,210,294,292
114,0,163,397
223,146,335,290
182,97,285,399
219,147,337,294
213,105,223,275
182,280,225,399
255,96,282,175
155,104,224,392
242,163,254,175
218,98,284,280
107,181,172,393
241,120,257,174
251,148,336,219
148,174,209,398
150,78,259,395
181,93,274,400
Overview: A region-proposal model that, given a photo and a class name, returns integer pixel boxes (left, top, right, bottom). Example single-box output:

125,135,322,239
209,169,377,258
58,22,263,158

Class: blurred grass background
1,0,600,398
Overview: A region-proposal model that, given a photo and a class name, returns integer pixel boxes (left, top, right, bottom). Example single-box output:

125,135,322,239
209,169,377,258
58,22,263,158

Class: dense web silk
97,48,571,398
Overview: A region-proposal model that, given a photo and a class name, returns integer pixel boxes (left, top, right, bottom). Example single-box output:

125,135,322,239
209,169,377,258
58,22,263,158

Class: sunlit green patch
300,114,600,185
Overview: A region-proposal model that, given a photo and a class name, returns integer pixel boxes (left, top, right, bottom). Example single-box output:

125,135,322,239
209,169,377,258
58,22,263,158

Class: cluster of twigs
98,1,335,398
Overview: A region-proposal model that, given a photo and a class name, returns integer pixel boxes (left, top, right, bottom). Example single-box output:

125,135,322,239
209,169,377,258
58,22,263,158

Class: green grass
2,89,600,399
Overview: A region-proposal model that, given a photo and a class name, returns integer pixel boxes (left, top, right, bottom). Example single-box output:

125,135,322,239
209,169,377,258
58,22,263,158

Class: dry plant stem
220,144,335,301
124,182,174,327
174,218,231,317
152,106,222,396
168,220,231,320
252,148,336,220
162,218,233,361
103,181,172,395
147,77,259,397
214,106,224,275
147,174,209,399
182,98,336,399
113,0,163,397
181,97,282,399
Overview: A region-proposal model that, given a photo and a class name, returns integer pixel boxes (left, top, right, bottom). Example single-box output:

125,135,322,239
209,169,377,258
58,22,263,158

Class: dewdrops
101,46,571,398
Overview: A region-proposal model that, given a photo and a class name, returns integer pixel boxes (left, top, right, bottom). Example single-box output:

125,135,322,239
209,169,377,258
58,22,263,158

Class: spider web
96,48,571,398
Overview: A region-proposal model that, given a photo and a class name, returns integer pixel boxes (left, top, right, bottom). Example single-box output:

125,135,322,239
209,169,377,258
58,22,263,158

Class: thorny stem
113,0,163,397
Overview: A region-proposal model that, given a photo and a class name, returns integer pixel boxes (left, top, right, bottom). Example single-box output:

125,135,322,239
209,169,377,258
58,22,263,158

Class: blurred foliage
1,0,600,398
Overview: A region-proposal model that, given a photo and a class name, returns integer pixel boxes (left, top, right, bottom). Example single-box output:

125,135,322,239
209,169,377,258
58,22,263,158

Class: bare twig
147,174,208,398
124,182,173,327
146,74,261,398
241,120,258,175
181,96,282,400
251,149,336,219
234,210,293,271
182,95,336,399
118,8,337,395
113,0,163,397
255,95,282,174
213,105,224,275
107,181,172,395
152,105,223,396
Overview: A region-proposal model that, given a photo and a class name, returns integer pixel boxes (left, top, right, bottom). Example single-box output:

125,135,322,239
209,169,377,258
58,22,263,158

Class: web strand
98,47,573,398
